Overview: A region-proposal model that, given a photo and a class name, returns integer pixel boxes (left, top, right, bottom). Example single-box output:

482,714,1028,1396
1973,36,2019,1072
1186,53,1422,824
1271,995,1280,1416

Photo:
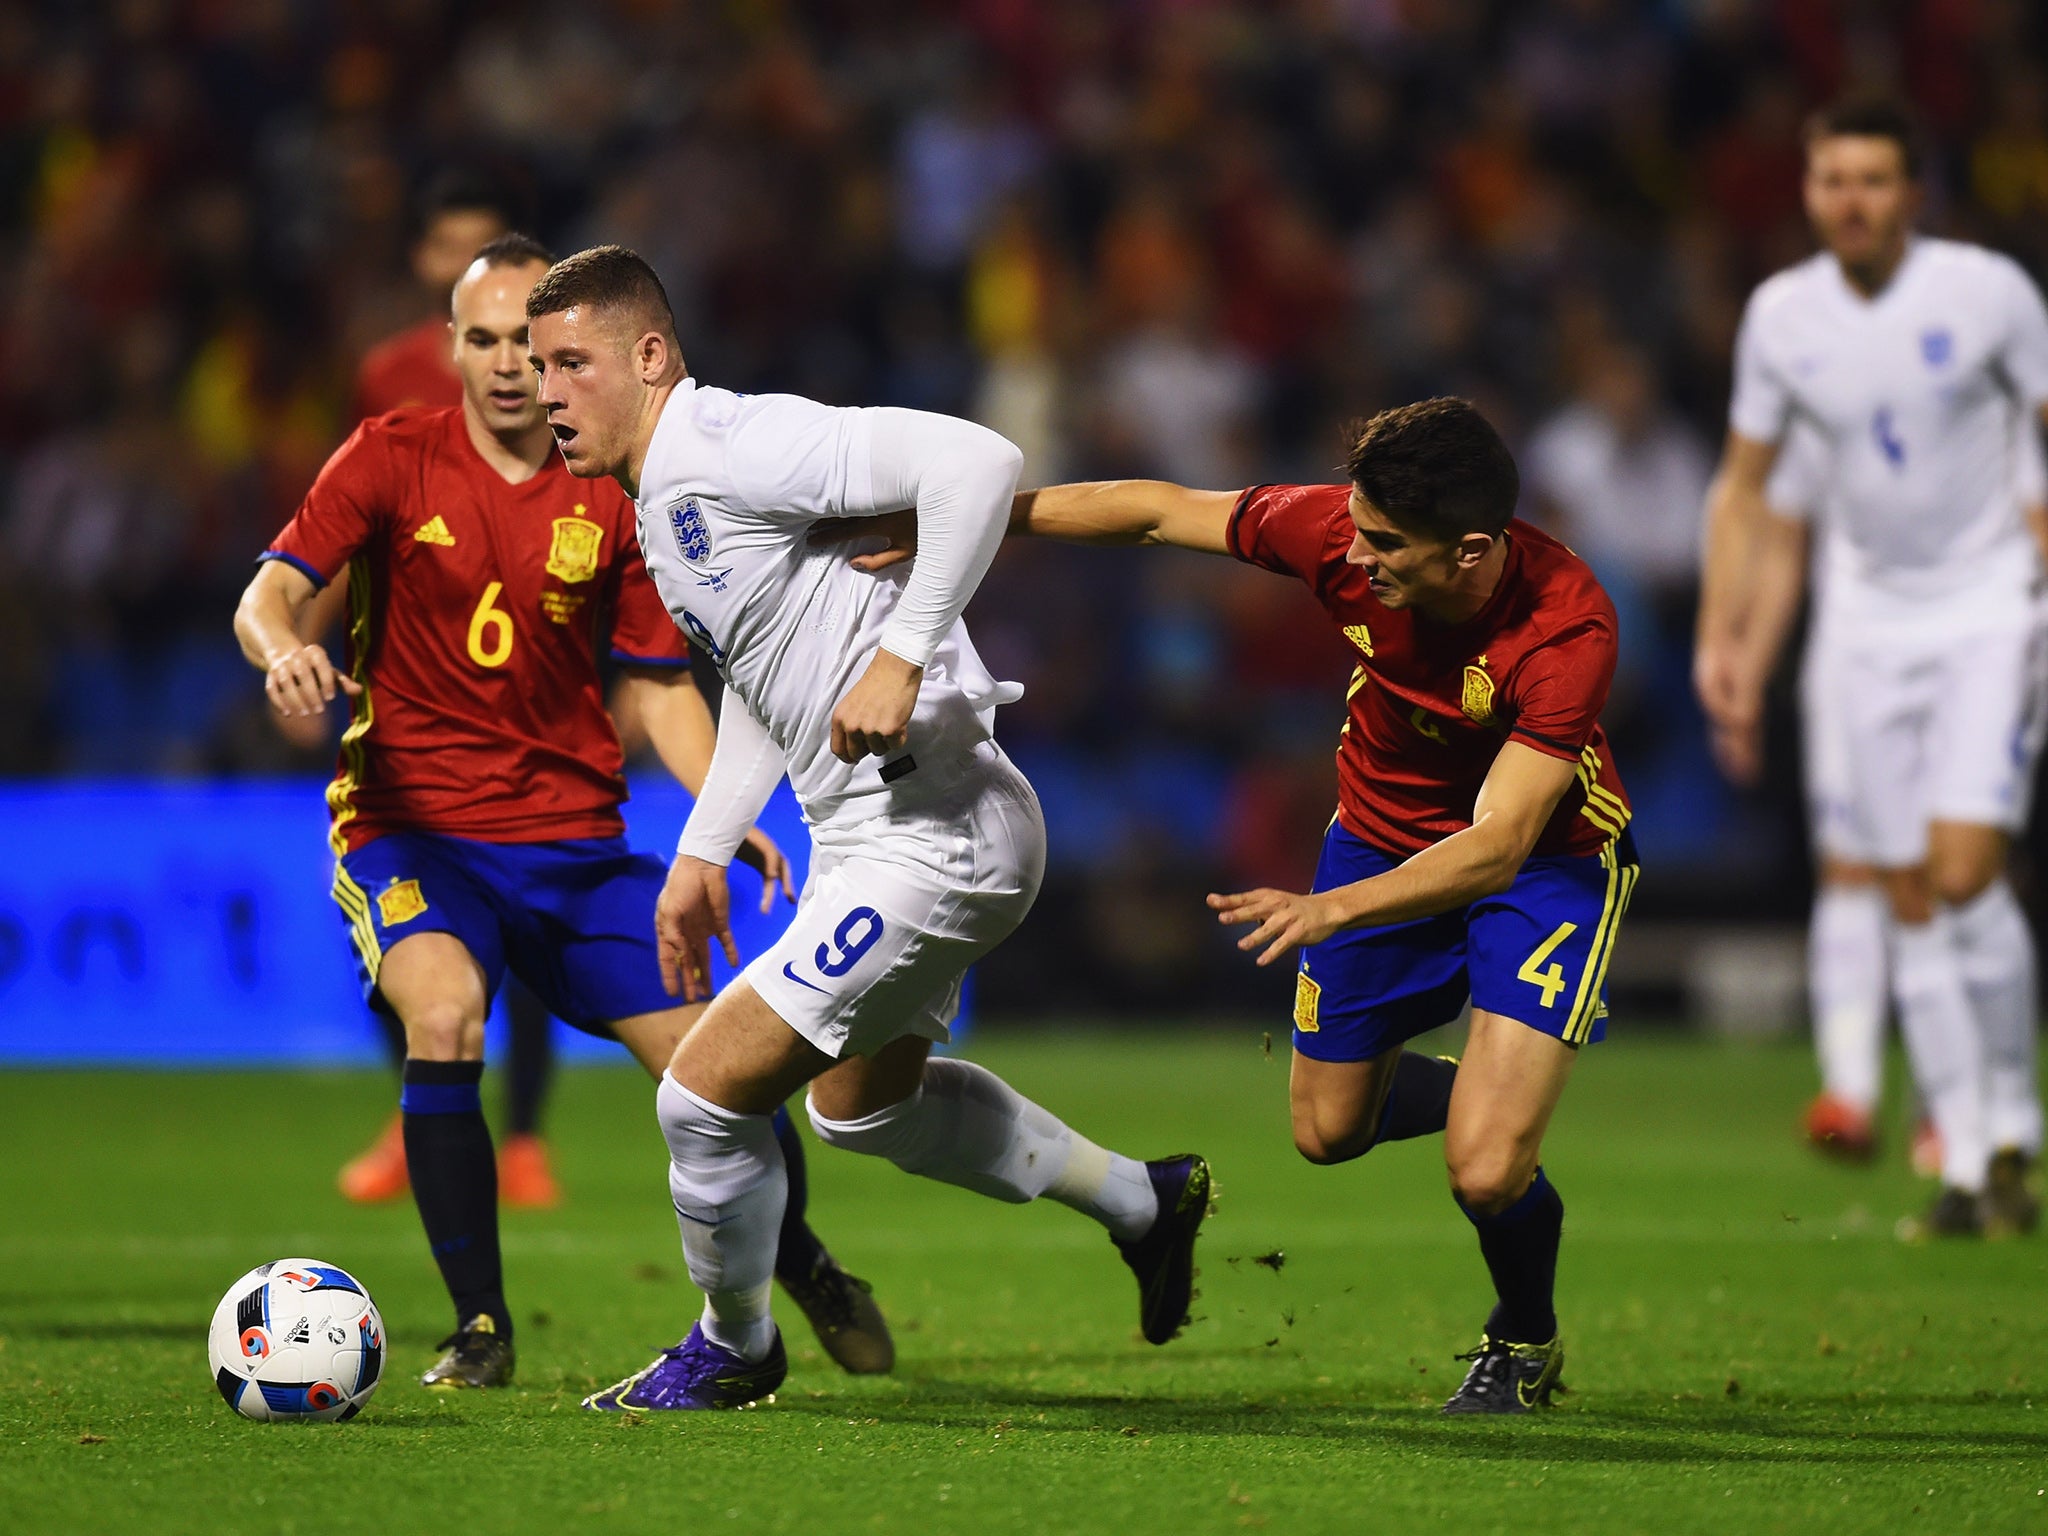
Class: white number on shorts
815,907,883,978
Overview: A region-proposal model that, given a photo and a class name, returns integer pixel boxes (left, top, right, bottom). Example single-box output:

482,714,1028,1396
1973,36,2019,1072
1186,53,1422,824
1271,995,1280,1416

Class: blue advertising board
0,779,812,1065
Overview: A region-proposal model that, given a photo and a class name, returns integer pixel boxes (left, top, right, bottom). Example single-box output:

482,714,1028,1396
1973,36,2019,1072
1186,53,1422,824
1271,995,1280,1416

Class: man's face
529,306,643,479
414,208,509,292
450,258,546,434
1343,488,1474,609
1805,135,1917,271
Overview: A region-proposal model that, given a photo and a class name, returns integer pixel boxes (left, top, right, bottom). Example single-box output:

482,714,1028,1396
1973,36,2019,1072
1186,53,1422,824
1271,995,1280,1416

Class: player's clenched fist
655,854,742,1003
1208,886,1342,967
830,648,924,764
265,643,362,717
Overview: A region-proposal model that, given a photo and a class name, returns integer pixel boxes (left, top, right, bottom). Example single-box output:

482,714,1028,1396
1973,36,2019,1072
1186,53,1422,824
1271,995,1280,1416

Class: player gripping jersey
1697,97,2048,1237
524,244,1211,1412
234,236,892,1390
1227,482,1636,1058
941,399,1636,1414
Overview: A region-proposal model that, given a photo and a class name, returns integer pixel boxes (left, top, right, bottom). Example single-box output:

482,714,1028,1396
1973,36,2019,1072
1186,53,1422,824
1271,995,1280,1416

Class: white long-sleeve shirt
632,379,1023,861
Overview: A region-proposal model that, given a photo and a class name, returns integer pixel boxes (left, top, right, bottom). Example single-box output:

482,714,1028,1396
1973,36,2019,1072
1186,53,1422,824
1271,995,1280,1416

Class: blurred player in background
525,245,1211,1412
1759,423,2046,1171
234,237,893,1389
847,399,1635,1414
1697,97,2048,1239
290,171,572,1209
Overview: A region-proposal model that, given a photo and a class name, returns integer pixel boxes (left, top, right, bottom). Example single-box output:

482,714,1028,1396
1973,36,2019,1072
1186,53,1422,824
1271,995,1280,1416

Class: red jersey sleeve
265,421,396,586
1225,483,1352,592
1502,616,1617,760
608,541,690,667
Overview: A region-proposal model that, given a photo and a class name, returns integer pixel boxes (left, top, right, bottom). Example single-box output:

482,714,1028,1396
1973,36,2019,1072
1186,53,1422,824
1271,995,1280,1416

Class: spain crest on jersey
376,879,427,928
1461,658,1495,724
545,515,604,584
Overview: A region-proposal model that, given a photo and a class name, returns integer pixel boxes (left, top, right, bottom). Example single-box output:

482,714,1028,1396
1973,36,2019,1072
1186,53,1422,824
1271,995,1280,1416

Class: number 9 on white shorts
744,758,1046,1059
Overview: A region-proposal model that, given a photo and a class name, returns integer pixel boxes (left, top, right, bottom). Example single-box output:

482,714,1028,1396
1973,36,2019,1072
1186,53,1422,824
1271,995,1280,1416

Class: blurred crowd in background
3,0,2046,1010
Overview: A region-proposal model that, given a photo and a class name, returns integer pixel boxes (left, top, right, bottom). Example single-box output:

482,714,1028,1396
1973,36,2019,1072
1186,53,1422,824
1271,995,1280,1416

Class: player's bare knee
1446,1149,1533,1215
398,999,481,1061
1290,1113,1370,1165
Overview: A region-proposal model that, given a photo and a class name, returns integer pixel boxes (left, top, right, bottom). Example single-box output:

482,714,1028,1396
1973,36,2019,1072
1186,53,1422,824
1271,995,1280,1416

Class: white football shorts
1802,611,2048,866
747,742,1046,1059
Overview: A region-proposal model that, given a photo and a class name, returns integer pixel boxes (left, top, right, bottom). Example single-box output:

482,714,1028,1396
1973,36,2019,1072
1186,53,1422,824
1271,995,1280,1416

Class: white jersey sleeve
1991,256,2048,414
720,401,1021,668
1729,285,1795,445
864,408,1022,669
1765,425,1829,522
676,687,788,867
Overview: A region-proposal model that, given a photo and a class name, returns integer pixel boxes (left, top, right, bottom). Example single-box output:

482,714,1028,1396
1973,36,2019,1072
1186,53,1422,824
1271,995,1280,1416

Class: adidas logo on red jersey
413,516,456,546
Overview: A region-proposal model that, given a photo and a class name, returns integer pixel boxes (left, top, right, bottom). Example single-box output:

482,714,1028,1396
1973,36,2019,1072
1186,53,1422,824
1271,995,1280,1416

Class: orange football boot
1803,1093,1877,1162
337,1112,409,1203
498,1133,561,1209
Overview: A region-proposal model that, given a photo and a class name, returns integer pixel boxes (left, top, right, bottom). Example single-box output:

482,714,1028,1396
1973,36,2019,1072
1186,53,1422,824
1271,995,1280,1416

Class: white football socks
1809,882,1890,1111
657,1073,784,1362
1890,916,1992,1192
1950,881,2043,1156
808,1058,1158,1242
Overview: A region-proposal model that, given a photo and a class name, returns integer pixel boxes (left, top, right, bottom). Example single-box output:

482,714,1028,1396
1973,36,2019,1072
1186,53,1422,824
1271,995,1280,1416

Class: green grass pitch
3,1030,2045,1535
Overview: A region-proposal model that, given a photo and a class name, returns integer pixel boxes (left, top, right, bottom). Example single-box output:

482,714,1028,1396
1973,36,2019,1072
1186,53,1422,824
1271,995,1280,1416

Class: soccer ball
207,1259,384,1422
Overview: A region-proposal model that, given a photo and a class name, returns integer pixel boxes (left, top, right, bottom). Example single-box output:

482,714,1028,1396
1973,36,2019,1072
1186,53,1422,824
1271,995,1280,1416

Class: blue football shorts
332,832,676,1036
1290,819,1641,1063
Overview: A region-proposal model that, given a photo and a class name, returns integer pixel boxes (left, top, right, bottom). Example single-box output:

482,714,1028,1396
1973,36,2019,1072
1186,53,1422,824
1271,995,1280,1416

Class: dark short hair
526,244,675,334
1344,398,1520,541
413,164,531,240
473,232,555,270
1804,94,1922,179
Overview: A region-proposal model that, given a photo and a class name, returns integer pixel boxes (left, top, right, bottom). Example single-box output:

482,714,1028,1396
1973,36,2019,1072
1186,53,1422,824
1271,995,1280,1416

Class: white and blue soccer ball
207,1259,384,1422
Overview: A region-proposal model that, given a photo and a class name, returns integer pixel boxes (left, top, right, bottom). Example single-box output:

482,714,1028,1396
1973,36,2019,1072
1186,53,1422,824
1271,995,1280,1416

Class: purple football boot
582,1323,787,1411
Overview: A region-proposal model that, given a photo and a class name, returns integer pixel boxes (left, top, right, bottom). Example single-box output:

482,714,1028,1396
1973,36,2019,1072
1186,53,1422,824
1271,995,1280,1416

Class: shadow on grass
759,1376,2048,1465
9,1321,200,1342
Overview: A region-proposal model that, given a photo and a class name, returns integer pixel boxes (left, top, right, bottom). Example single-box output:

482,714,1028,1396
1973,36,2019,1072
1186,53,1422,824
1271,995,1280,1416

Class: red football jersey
350,317,460,423
265,407,689,852
1228,483,1630,859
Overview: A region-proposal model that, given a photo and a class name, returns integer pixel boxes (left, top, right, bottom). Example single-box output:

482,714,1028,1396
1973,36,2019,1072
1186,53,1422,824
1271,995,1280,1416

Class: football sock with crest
1458,1166,1563,1345
805,1058,1158,1242
400,1058,509,1337
658,1073,785,1362
770,1104,827,1283
502,981,554,1138
1950,881,2043,1156
1809,882,1889,1113
1373,1051,1459,1145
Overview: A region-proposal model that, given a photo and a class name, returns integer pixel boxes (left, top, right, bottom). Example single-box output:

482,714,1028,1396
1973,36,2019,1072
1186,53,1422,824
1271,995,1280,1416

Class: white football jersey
1768,410,2048,626
633,378,1020,830
1732,237,2048,625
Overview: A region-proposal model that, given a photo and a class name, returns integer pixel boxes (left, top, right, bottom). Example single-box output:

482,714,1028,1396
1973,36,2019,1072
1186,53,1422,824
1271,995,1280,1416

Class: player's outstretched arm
812,479,1239,572
233,559,362,718
623,667,795,912
1010,481,1239,554
1210,743,1578,966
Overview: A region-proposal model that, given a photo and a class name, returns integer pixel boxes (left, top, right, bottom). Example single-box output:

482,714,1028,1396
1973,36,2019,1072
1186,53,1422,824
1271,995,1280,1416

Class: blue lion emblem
669,499,712,563
1920,327,1953,368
